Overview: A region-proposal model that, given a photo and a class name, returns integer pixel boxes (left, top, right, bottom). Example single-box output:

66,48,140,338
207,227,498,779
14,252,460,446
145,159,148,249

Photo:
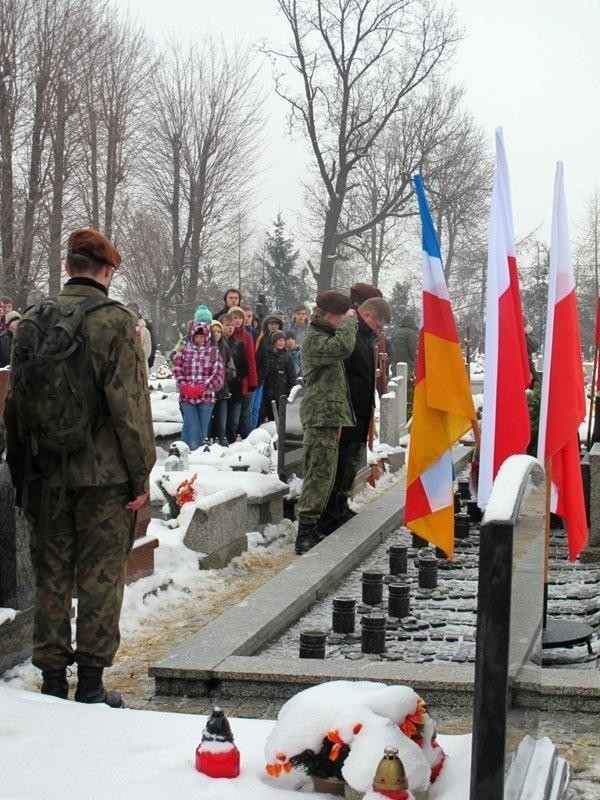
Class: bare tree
144,38,264,321
266,0,460,290
574,190,600,351
340,82,472,285
73,11,151,241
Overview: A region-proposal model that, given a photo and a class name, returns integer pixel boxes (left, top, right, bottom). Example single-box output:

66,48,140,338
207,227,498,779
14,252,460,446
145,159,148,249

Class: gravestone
125,497,159,584
380,389,400,447
394,362,408,436
183,487,248,568
0,374,35,673
470,455,569,799
580,442,600,563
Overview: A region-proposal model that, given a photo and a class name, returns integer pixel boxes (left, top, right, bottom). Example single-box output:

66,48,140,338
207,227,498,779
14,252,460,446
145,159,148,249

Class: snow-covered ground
0,682,472,800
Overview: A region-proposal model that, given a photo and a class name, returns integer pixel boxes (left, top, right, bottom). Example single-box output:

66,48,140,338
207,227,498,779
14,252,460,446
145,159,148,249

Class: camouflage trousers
25,483,135,670
297,427,339,524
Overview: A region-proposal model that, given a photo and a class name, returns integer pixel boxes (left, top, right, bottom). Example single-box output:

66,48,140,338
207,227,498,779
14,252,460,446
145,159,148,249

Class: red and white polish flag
537,162,588,561
478,128,531,508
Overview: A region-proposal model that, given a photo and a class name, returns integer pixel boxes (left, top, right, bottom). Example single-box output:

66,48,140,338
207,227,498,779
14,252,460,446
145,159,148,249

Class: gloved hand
180,382,206,400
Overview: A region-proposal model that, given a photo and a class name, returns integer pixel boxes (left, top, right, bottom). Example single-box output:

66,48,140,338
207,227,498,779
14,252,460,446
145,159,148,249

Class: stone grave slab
470,455,570,799
183,486,248,569
126,497,159,583
0,452,35,674
246,486,288,531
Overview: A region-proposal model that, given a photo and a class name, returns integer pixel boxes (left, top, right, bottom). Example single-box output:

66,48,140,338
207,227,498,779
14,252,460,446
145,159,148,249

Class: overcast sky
116,0,600,245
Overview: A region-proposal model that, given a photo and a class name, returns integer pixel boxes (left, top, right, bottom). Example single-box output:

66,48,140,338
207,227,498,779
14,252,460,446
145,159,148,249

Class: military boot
41,668,69,700
75,666,124,708
295,522,318,555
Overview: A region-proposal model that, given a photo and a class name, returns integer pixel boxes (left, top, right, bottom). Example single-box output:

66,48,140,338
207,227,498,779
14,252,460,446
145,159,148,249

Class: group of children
171,301,304,450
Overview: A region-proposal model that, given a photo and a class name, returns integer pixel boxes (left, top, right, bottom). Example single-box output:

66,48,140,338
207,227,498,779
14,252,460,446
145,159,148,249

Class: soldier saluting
4,229,155,707
295,291,357,554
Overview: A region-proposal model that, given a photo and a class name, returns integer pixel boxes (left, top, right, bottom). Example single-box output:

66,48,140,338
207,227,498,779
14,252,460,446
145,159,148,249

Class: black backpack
11,296,118,462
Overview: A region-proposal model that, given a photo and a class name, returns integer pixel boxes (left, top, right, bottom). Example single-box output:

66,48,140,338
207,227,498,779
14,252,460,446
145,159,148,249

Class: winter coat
288,319,309,347
232,325,258,395
213,338,236,399
173,334,224,405
224,335,248,401
261,347,296,406
255,316,284,381
5,281,155,495
300,315,357,429
0,330,14,367
392,315,418,374
344,313,378,420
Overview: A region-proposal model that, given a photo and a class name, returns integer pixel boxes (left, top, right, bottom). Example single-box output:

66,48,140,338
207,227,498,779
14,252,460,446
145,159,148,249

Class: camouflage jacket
5,282,155,496
300,315,357,428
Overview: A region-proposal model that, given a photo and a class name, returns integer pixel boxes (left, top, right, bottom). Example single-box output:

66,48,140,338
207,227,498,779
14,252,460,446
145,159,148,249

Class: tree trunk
0,94,15,295
90,108,99,229
18,73,48,308
104,110,117,238
188,178,201,323
48,81,66,297
318,196,343,291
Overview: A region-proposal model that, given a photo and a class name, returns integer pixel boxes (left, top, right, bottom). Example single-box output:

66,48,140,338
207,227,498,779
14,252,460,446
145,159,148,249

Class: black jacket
261,347,296,403
224,335,248,402
256,316,285,382
344,313,378,420
0,330,13,368
214,338,236,400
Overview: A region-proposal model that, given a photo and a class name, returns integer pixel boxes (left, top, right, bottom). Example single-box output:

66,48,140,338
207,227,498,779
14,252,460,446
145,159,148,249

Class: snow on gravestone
470,455,569,800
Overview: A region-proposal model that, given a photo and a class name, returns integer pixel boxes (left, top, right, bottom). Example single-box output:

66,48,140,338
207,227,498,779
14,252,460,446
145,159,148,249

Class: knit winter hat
315,290,351,315
210,320,223,332
4,310,21,325
284,330,296,340
194,304,213,322
350,282,382,305
67,228,121,269
270,330,286,344
228,306,245,319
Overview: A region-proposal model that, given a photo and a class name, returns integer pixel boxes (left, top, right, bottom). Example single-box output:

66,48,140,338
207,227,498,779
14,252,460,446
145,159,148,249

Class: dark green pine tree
261,215,309,313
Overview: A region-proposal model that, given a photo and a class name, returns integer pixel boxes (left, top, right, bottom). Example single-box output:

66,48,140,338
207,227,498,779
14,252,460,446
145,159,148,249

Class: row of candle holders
299,548,440,658
297,479,483,660
299,613,392,657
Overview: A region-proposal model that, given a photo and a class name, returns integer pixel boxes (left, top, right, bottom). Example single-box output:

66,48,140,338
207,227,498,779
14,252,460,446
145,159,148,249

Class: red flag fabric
595,296,600,346
537,162,588,560
477,129,530,508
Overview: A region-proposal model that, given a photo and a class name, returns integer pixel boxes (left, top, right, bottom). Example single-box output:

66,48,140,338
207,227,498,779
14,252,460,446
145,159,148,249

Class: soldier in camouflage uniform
4,229,155,707
296,291,357,554
320,290,391,535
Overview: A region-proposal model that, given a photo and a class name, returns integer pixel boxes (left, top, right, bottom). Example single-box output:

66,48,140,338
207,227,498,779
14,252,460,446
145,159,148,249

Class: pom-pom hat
194,304,213,323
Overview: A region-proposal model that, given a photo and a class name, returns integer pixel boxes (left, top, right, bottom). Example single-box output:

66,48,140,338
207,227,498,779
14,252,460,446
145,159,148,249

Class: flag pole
543,458,552,630
586,344,599,449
